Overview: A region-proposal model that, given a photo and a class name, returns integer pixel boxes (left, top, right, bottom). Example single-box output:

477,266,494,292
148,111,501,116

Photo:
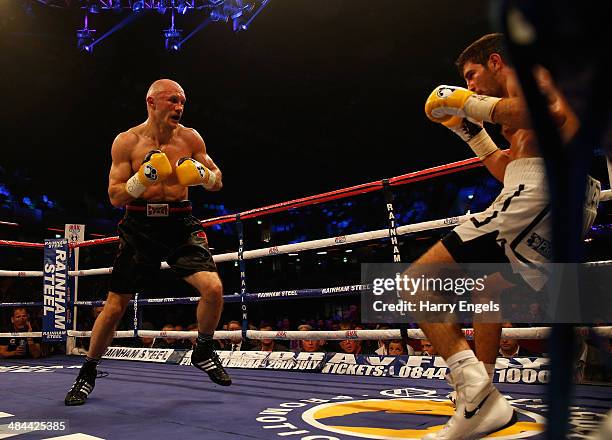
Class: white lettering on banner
53,250,67,330
102,347,173,363
365,356,395,367
257,291,298,298
405,356,448,368
325,353,356,364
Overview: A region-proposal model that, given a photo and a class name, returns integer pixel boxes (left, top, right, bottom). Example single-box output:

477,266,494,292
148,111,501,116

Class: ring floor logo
255,386,601,439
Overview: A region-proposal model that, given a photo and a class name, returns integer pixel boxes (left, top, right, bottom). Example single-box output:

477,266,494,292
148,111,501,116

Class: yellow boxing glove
175,157,217,190
424,85,501,123
125,150,172,198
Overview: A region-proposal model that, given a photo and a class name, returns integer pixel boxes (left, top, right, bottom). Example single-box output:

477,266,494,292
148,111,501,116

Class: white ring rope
33,325,610,341
1,192,611,278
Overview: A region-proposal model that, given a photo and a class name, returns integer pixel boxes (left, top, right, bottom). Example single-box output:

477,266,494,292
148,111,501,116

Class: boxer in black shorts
65,79,231,406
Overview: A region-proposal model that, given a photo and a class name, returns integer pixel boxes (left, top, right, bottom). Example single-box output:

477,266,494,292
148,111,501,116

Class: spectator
374,324,391,355
388,339,415,356
338,338,362,355
186,323,199,349
173,324,192,349
296,324,325,353
420,339,438,356
337,321,363,355
499,323,535,357
573,334,612,384
135,322,155,348
0,307,42,359
219,320,253,351
153,324,176,349
251,325,289,352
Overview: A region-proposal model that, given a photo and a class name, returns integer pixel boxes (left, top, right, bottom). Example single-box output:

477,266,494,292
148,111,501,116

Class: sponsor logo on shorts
147,204,169,217
526,232,552,259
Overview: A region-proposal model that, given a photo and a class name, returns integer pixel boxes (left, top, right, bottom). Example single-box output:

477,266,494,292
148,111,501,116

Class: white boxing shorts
441,158,601,290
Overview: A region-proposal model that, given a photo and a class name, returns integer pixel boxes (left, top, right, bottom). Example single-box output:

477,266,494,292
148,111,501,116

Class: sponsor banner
0,365,81,373
180,351,548,384
42,239,69,343
181,350,326,370
102,347,175,363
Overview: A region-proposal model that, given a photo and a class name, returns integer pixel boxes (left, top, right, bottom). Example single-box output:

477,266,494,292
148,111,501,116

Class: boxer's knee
102,292,132,321
185,272,223,300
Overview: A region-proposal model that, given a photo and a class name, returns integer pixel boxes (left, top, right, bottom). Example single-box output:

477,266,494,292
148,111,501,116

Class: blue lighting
76,28,97,52
111,0,122,12
0,184,10,197
132,1,145,13
177,1,189,15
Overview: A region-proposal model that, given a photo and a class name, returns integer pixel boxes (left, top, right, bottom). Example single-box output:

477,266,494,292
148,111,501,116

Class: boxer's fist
442,116,484,143
425,85,500,123
175,157,217,190
126,150,172,198
443,116,499,160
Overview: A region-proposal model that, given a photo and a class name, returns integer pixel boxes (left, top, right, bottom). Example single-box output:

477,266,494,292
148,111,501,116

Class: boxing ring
1,154,611,439
0,355,609,440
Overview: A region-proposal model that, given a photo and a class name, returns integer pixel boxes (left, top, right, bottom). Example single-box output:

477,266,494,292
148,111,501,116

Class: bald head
146,79,184,99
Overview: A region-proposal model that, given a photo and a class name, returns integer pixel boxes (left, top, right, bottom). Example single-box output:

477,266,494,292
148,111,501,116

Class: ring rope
2,154,609,250
7,326,610,340
2,206,611,278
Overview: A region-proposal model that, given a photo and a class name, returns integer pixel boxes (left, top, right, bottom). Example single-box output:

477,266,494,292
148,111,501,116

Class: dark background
0,0,497,221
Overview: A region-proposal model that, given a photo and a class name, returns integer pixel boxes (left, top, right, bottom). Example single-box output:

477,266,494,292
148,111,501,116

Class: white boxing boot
422,361,516,440
444,373,457,407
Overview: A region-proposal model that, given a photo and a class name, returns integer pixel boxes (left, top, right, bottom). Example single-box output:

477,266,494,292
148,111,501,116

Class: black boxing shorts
109,200,217,295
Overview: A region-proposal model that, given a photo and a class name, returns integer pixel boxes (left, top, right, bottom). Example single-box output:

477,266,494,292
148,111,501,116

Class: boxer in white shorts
402,33,600,440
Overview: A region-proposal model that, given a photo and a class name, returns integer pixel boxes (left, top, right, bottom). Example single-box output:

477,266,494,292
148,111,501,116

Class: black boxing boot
191,334,231,386
65,358,98,406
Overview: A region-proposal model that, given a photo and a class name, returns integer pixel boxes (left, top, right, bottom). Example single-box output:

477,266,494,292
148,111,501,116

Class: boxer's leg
65,292,132,406
407,242,514,440
184,271,231,386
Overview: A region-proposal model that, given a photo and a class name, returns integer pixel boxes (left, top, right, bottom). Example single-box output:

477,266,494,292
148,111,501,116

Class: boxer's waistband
125,200,192,217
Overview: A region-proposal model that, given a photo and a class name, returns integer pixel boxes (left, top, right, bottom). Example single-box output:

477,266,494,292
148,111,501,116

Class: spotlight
157,0,167,14
210,6,228,22
111,0,121,12
232,17,248,32
76,28,97,52
132,0,144,12
163,28,183,51
88,2,101,14
177,0,189,15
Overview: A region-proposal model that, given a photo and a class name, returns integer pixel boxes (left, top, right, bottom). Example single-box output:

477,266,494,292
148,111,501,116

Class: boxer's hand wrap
443,116,500,160
425,85,501,123
175,157,217,190
125,150,172,198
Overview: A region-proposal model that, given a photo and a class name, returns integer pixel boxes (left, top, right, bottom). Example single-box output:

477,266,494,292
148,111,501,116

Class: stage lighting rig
163,9,183,51
76,13,96,52
77,28,97,52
